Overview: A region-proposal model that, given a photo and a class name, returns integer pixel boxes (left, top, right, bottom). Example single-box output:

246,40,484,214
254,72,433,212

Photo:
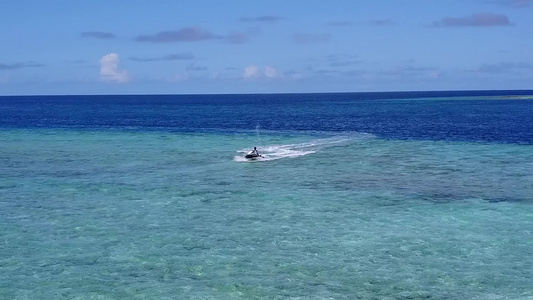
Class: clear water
1,92,532,299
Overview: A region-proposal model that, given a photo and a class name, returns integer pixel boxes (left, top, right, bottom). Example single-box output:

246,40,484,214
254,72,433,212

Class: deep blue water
1,91,533,299
1,90,533,144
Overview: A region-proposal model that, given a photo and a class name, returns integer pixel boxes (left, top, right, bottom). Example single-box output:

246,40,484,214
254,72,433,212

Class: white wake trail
234,134,370,162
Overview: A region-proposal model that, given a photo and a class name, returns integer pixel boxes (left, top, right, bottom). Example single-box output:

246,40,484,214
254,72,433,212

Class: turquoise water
1,129,532,299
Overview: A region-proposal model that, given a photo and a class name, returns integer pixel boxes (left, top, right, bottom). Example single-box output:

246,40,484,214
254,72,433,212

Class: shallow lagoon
1,129,532,299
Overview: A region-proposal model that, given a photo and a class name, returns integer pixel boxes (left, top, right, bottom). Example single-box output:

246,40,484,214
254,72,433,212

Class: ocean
1,91,532,299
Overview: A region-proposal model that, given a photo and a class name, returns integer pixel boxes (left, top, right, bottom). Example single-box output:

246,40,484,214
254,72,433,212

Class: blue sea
1,91,532,299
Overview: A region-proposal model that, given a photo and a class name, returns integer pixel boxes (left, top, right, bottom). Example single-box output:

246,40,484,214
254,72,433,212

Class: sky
1,0,532,95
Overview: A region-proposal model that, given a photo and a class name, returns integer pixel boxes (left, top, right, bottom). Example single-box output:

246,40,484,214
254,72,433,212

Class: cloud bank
328,19,394,27
136,27,219,43
241,16,283,23
99,53,129,83
186,63,207,71
136,26,249,44
493,0,533,8
130,53,194,62
81,31,117,39
243,65,279,78
0,62,44,70
433,13,511,27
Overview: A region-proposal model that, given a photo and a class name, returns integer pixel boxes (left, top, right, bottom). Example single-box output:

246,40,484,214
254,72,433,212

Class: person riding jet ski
245,147,261,159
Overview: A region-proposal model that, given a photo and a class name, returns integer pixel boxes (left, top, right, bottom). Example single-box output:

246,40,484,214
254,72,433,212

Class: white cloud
99,53,129,83
244,65,280,79
285,70,303,79
430,71,441,79
243,64,260,78
265,66,278,78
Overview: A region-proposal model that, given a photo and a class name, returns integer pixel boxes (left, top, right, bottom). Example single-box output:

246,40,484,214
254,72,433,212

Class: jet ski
245,151,261,159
